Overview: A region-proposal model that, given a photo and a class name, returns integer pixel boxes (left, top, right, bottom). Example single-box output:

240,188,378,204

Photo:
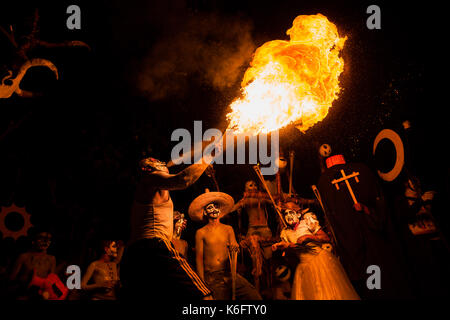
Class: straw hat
188,190,235,222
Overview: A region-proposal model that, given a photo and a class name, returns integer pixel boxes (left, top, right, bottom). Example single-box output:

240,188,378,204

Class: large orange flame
226,14,346,135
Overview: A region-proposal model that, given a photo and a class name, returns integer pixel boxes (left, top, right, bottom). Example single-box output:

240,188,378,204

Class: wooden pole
289,150,294,197
228,249,237,300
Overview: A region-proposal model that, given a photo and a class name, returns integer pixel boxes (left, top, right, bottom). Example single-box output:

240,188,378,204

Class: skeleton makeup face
204,202,221,219
284,209,300,226
245,180,258,192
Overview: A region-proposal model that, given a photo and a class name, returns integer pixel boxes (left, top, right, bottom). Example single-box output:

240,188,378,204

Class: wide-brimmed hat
188,191,235,222
280,201,309,215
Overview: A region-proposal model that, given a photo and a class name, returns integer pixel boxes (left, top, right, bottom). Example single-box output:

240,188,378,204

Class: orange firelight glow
226,14,346,135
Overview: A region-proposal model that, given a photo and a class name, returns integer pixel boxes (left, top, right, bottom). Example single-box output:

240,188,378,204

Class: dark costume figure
120,156,215,300
190,191,262,300
393,176,449,297
317,154,411,299
81,240,124,300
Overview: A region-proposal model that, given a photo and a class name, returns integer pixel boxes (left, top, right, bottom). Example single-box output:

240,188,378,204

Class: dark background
0,0,446,275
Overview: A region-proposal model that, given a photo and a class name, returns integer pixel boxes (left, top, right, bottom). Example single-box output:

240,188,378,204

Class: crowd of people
1,140,448,301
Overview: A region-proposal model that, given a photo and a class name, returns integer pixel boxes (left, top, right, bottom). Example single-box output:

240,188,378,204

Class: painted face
34,232,52,251
245,181,258,192
284,209,300,226
174,218,186,231
105,241,118,258
204,203,221,219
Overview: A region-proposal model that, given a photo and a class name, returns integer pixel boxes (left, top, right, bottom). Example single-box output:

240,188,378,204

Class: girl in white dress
272,202,360,300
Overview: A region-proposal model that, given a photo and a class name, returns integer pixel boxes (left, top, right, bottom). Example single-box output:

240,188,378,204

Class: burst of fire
226,14,347,135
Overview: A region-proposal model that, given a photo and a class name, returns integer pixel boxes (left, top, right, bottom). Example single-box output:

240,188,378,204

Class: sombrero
188,191,235,222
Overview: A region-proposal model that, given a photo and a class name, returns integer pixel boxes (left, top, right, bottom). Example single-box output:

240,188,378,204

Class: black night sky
0,0,447,299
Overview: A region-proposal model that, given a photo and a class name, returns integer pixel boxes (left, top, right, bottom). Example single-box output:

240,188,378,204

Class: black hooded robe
317,162,412,299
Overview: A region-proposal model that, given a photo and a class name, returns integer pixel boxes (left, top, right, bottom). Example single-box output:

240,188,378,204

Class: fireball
226,14,346,135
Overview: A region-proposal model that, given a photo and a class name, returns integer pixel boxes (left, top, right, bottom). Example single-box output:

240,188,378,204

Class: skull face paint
174,219,184,230
284,209,300,226
204,202,221,219
245,180,258,192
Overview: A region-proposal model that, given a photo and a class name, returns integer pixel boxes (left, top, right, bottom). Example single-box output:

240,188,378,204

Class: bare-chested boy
189,191,262,300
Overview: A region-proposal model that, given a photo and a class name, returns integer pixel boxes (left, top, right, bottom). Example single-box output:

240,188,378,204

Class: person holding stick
190,190,262,300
